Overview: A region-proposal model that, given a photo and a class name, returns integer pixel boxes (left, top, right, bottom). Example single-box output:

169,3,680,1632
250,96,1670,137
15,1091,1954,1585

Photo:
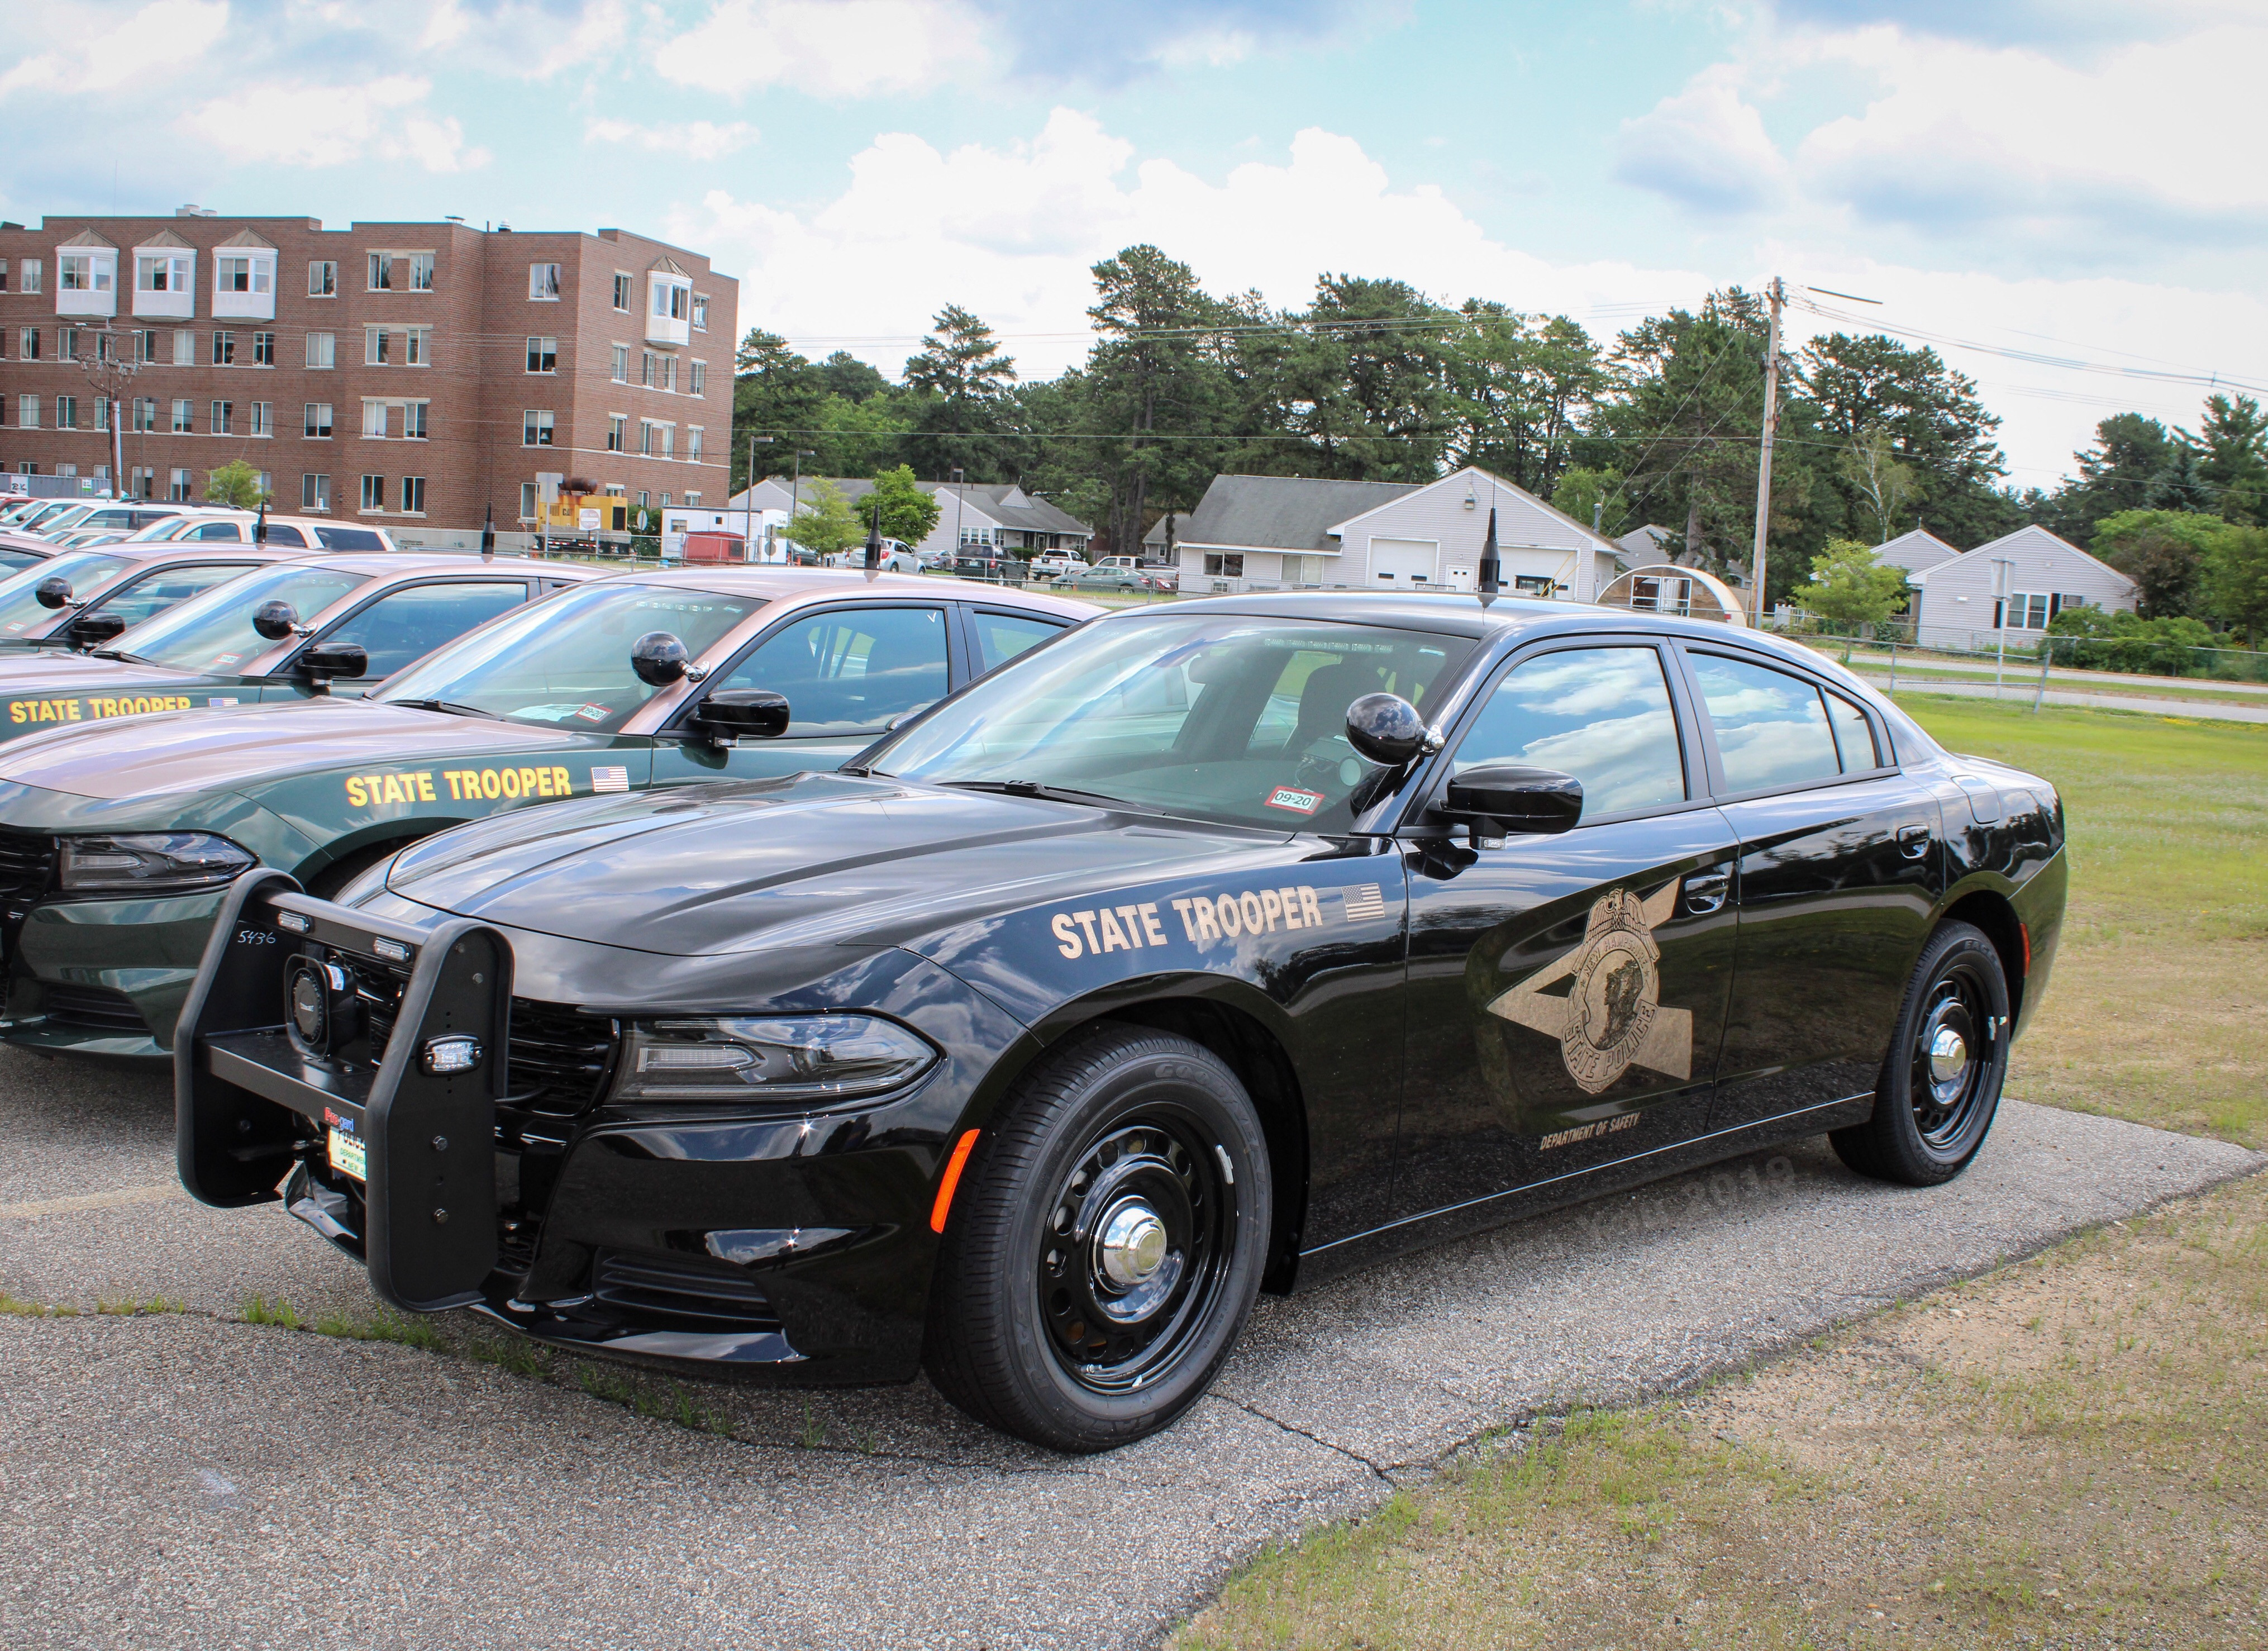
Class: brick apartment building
0,210,737,528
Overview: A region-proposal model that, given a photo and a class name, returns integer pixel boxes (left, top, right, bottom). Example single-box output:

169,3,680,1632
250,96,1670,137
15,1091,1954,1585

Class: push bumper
177,870,980,1383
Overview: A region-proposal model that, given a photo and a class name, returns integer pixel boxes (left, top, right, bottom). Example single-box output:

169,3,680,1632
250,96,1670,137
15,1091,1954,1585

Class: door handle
1897,823,1931,859
1683,868,1731,914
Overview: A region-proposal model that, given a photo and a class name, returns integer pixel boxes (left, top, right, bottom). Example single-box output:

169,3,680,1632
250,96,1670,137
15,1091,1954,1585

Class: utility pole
1747,276,1783,627
85,328,140,500
1990,556,2016,697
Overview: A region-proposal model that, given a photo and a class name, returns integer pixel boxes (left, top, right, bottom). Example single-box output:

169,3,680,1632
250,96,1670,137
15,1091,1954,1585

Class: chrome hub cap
1098,1200,1168,1288
1927,1024,1969,1087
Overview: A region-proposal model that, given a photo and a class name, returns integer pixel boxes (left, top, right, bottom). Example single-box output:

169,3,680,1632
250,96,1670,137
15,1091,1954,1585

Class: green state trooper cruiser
0,551,584,743
0,569,1090,1058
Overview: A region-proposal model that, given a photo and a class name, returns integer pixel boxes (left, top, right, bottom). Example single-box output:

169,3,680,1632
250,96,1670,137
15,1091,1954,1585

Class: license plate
327,1127,366,1182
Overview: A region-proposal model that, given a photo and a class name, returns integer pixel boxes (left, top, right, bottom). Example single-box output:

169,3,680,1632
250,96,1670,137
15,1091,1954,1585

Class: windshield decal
1262,786,1323,816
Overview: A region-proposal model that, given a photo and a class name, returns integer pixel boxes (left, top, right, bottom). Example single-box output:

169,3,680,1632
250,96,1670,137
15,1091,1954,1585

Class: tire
922,1023,1273,1453
1831,920,2011,1186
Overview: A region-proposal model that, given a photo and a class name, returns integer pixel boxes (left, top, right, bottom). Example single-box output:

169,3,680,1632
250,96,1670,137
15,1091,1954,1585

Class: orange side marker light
930,1129,981,1234
2019,921,2031,974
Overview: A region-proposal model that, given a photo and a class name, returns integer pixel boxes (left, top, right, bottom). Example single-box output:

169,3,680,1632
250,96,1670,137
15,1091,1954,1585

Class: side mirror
693,688,790,740
1442,764,1583,835
68,612,128,649
1345,692,1430,767
631,630,691,687
252,600,302,641
34,576,74,611
297,641,369,691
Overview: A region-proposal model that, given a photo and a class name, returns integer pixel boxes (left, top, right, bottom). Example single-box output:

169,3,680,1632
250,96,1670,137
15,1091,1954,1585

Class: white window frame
360,474,385,513
302,473,331,512
529,263,561,301
170,398,193,434
306,331,335,370
308,260,336,298
523,408,555,447
526,336,558,374
304,402,334,439
401,475,427,515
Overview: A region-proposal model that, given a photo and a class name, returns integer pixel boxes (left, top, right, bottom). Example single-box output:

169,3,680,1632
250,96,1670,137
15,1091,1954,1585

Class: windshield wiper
390,698,499,720
92,648,151,664
934,778,1127,808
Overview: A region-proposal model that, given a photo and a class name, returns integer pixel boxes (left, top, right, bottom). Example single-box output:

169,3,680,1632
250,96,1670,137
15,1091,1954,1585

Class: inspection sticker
1262,786,1324,815
327,1126,366,1182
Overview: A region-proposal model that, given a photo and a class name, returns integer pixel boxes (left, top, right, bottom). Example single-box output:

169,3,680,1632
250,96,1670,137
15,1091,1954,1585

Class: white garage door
1370,537,1438,586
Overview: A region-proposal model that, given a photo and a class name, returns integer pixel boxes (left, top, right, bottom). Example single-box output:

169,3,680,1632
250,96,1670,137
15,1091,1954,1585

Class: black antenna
1478,507,1500,608
253,498,268,545
479,502,495,563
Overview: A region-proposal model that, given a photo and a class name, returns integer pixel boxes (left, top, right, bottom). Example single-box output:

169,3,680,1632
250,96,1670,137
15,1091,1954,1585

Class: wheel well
301,832,431,900
1081,998,1309,1295
1941,889,2025,1021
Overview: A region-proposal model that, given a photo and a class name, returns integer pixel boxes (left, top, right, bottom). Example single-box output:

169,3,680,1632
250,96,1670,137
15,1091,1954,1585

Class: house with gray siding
1909,524,2136,650
1872,527,1961,578
1143,468,1624,599
731,475,1093,561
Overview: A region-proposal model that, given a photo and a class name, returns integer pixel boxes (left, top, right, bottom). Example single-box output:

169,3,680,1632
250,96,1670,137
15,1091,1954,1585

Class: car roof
1145,589,1866,671
286,553,597,579
603,565,1099,619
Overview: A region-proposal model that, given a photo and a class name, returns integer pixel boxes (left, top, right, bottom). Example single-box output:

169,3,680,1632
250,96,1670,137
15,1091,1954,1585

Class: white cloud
587,117,760,160
417,0,631,78
1613,65,1794,216
673,108,2267,483
0,0,228,98
652,0,990,97
178,76,490,172
1791,22,2268,242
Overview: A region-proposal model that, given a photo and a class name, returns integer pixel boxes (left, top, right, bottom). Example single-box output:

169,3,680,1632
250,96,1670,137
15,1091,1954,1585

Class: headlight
56,832,257,894
613,1015,937,1103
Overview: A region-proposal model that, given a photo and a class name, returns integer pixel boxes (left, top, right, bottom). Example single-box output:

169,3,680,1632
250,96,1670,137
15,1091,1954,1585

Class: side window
1824,691,1879,772
1451,645,1686,821
94,562,256,627
320,581,528,679
970,609,1064,674
1690,654,1841,793
716,606,949,736
261,524,312,548
190,521,246,542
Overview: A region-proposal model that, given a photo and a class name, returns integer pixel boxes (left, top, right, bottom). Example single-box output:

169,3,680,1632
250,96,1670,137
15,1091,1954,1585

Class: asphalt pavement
0,1045,2257,1650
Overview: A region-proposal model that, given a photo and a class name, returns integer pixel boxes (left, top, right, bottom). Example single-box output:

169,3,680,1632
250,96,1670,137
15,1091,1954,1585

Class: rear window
313,526,385,551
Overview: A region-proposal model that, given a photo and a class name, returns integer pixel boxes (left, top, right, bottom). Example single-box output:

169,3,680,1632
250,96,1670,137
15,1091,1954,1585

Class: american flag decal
1342,883,1386,922
590,765,630,793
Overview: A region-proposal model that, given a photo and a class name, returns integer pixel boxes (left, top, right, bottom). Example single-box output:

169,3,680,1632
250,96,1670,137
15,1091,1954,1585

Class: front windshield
113,563,366,672
378,582,765,732
0,550,137,636
868,613,1475,833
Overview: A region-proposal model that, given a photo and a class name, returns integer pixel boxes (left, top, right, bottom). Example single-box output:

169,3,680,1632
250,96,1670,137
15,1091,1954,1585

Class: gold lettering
480,769,501,800
1238,891,1265,934
1097,908,1130,953
1215,894,1242,938
1051,913,1083,959
1192,897,1220,943
1299,886,1322,927
1170,898,1197,941
415,772,435,803
1137,902,1168,947
1072,911,1101,954
1259,889,1283,931
536,767,555,798
346,776,368,808
550,765,570,794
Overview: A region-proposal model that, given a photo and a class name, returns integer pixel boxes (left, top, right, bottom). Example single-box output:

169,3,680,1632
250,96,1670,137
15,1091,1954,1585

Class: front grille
43,982,150,1034
592,1249,778,1327
340,950,615,1115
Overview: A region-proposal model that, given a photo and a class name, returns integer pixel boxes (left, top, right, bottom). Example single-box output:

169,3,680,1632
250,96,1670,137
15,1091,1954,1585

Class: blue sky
6,0,2264,486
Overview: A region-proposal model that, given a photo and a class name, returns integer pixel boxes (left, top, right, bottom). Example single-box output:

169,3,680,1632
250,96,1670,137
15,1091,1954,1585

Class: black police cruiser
178,593,2067,1451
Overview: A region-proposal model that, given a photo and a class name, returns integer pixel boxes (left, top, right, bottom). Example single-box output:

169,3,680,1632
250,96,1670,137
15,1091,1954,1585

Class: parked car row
1,563,2064,1457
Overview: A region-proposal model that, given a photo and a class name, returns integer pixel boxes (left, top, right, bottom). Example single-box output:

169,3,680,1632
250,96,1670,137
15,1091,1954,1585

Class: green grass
1900,693,2268,1145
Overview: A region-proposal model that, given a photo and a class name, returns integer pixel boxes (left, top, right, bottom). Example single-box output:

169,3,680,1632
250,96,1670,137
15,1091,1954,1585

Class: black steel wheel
922,1024,1271,1452
1831,920,2010,1186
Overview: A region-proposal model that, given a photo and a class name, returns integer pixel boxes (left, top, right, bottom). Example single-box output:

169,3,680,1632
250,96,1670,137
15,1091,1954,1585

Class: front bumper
177,871,1023,1384
2,886,226,1059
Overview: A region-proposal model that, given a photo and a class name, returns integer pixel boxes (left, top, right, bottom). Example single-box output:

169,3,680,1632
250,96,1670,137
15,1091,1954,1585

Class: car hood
0,696,591,801
0,651,209,693
380,772,1280,959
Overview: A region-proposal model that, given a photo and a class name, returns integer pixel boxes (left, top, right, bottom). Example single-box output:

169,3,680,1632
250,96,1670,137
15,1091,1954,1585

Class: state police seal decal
1486,880,1693,1095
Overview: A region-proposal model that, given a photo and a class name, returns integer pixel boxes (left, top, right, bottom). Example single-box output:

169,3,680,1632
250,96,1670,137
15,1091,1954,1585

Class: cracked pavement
0,1044,2257,1649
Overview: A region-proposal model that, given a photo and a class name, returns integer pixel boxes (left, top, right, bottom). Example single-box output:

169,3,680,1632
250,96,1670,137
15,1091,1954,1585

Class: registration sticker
590,765,630,793
1263,786,1324,816
575,703,611,722
327,1126,366,1182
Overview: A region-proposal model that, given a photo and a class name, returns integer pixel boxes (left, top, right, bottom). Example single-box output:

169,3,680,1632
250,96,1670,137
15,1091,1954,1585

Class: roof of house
215,229,277,250
1142,475,1422,553
57,230,116,249
1618,525,1676,559
735,477,1092,539
1911,523,2138,589
1872,527,1961,575
135,229,193,250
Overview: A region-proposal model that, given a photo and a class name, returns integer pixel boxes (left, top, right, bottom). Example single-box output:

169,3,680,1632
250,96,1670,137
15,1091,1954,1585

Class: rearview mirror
693,688,790,740
1442,764,1583,835
1345,692,1430,767
68,612,128,649
34,576,74,611
252,600,302,641
631,630,692,687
